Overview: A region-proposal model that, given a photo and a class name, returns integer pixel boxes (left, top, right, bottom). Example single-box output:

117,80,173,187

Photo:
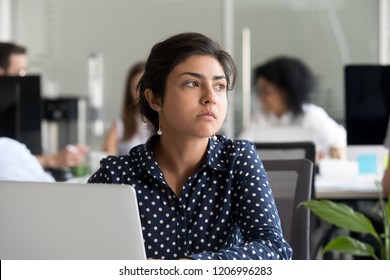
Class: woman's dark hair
253,56,316,116
139,32,237,133
121,61,145,140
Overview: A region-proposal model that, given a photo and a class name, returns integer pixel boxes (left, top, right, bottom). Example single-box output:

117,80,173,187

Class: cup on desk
356,154,378,174
69,151,107,178
70,164,90,177
347,145,387,176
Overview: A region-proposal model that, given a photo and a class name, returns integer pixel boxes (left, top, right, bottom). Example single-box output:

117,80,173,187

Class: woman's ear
144,88,162,111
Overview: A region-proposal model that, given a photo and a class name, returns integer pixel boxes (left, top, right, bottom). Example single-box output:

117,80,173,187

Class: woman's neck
152,135,209,196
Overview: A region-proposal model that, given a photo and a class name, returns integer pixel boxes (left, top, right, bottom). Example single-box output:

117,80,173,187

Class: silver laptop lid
0,181,146,260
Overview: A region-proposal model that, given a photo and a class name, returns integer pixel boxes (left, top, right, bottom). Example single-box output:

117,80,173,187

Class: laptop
0,180,146,260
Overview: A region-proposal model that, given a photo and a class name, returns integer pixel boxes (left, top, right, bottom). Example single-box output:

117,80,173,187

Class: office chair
255,141,317,196
254,141,316,162
262,158,313,260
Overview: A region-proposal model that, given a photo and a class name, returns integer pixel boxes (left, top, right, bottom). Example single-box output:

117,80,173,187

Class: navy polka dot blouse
88,135,292,260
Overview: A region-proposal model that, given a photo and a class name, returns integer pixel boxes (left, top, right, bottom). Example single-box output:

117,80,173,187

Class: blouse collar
128,135,227,178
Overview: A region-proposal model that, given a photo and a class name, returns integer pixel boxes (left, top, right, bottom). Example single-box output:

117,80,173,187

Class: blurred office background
0,0,389,151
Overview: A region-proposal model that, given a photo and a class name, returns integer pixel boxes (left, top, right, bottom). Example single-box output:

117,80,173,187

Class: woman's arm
36,144,88,168
190,141,292,260
304,105,347,159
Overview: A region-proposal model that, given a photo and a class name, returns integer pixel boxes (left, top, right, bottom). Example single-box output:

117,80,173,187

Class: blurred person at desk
102,61,151,155
0,137,86,181
0,42,88,177
0,137,55,182
239,56,346,161
88,32,292,260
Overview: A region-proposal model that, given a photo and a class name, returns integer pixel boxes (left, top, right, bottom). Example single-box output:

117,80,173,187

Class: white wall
8,0,390,145
233,0,382,135
11,0,225,147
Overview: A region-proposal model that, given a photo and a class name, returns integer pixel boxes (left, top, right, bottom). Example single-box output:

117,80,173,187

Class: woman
88,32,292,260
102,61,151,155
239,56,347,160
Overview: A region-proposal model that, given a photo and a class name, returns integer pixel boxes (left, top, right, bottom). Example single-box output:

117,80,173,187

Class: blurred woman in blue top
88,32,292,260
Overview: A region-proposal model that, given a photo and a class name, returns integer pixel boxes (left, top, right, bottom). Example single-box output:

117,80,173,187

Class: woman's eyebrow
177,72,226,81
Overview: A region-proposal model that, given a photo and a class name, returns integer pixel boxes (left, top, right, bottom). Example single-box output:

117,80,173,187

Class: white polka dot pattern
88,135,292,260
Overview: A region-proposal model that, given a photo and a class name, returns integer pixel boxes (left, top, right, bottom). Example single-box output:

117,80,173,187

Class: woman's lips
197,111,216,120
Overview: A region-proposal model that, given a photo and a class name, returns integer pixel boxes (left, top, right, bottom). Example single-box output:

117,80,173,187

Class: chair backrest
255,141,316,163
262,158,313,260
255,141,317,198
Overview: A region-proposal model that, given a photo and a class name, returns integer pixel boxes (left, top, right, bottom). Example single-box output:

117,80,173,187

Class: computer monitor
0,76,42,154
345,65,390,145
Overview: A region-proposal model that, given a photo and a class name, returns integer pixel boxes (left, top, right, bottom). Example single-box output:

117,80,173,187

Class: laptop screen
0,181,146,260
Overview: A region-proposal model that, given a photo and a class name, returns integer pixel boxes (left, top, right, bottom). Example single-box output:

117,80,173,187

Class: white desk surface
315,174,381,200
315,147,386,200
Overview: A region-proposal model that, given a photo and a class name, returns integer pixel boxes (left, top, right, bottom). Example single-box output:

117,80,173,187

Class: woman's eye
186,81,198,87
214,83,227,92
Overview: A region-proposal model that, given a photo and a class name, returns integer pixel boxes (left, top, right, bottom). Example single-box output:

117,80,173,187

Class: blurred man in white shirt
0,137,55,182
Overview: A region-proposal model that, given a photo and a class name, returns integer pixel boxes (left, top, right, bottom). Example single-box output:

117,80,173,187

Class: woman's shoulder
216,135,256,153
102,143,144,163
99,154,131,166
0,137,27,149
214,136,262,172
301,103,346,136
302,103,329,115
301,103,339,123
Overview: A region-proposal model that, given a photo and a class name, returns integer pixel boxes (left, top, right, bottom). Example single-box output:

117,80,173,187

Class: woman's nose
201,85,217,104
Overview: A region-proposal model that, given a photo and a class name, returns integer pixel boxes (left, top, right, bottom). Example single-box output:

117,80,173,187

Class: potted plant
301,182,390,260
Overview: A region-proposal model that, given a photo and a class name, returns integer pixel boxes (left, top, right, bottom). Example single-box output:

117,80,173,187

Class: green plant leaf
300,200,379,239
323,236,378,259
385,196,390,259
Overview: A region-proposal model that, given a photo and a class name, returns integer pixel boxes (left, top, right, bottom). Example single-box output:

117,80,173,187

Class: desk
315,174,381,200
315,147,386,200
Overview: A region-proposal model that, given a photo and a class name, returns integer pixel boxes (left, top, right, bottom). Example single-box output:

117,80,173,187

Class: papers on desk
316,174,380,190
316,158,382,199
319,154,384,177
315,173,381,199
319,159,359,176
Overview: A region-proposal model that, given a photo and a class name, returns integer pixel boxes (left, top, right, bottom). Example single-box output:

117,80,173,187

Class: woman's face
159,55,228,139
257,77,288,117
